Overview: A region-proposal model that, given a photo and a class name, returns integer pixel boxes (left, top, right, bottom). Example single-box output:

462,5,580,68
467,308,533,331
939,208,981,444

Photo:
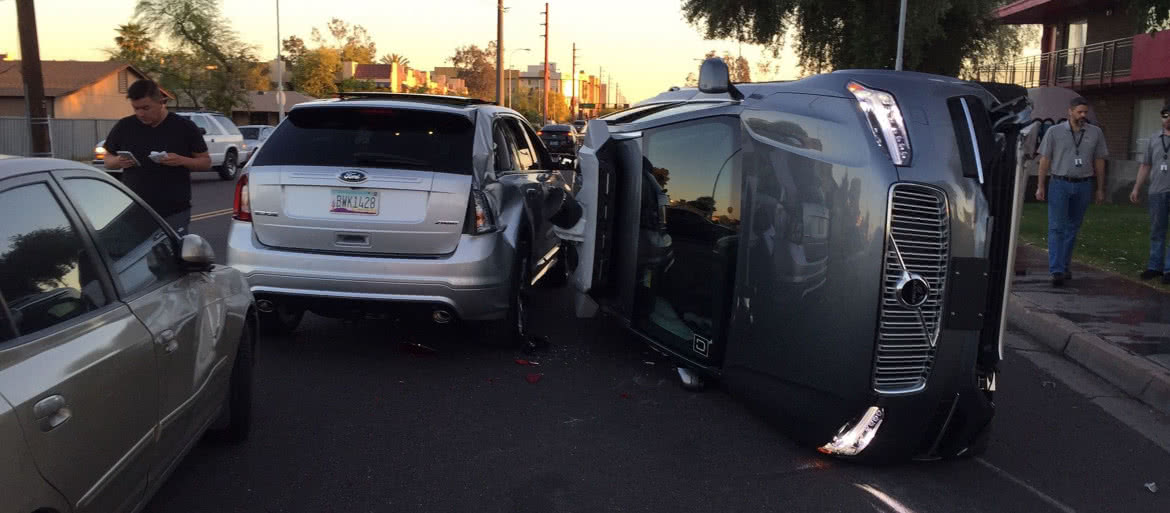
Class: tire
208,319,254,443
259,303,304,335
217,150,238,180
482,247,531,346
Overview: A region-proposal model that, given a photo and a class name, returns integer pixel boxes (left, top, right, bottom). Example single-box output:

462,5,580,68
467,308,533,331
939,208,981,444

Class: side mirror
698,57,744,100
180,234,215,268
198,127,207,135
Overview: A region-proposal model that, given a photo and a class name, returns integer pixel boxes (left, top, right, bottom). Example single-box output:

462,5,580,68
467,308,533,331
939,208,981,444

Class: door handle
155,329,178,353
33,395,71,431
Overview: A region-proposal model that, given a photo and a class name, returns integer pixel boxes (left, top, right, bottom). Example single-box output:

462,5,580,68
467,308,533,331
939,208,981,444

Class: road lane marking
975,457,1078,513
191,208,233,221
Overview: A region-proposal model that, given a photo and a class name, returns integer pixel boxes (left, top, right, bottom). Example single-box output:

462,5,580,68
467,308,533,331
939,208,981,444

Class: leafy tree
449,42,497,101
133,0,257,112
292,47,341,98
682,0,1032,77
380,53,410,67
339,77,377,92
312,18,377,64
282,35,308,67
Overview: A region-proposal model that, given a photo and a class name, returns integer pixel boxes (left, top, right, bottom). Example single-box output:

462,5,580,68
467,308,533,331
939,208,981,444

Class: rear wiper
353,152,430,168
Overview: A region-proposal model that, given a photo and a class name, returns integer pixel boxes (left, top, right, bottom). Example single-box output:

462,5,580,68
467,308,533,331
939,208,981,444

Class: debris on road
1145,482,1158,493
525,373,544,384
522,335,550,354
515,359,541,366
398,341,436,356
643,361,656,366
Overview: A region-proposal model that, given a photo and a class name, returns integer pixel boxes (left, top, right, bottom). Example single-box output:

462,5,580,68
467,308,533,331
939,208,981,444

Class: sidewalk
1007,244,1170,416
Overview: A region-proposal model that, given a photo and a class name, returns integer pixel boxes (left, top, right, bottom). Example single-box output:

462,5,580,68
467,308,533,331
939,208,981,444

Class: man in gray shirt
1035,96,1108,286
1130,102,1170,283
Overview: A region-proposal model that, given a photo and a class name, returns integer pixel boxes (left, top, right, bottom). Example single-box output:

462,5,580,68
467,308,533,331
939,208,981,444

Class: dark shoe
1141,269,1163,280
1051,273,1065,287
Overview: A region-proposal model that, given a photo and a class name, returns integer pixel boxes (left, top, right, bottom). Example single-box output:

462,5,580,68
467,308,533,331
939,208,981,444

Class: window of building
1133,97,1168,160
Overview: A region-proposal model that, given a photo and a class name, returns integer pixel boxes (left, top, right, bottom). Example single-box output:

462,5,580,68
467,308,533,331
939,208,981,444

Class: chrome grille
874,184,950,394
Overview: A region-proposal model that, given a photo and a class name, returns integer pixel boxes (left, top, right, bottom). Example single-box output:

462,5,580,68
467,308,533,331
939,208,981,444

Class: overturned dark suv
551,59,1030,462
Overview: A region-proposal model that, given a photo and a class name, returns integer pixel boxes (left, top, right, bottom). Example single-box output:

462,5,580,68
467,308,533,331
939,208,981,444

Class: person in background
1035,96,1108,287
1130,103,1170,283
103,79,210,234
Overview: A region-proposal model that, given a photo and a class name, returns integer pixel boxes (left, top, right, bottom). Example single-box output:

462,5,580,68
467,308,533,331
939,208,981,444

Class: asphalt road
147,177,1170,513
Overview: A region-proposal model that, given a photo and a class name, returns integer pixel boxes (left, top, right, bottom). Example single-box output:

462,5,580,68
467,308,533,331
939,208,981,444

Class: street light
509,48,531,109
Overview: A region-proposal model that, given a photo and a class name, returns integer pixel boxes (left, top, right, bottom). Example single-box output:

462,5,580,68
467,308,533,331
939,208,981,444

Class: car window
503,118,537,170
643,116,741,231
239,127,260,140
261,127,274,140
0,182,108,340
186,114,220,136
0,290,17,343
493,122,517,172
214,115,242,136
252,107,476,174
518,121,552,169
63,178,184,297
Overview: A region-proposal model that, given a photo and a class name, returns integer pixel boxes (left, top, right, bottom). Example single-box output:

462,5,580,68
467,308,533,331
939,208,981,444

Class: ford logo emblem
339,170,367,183
895,272,931,309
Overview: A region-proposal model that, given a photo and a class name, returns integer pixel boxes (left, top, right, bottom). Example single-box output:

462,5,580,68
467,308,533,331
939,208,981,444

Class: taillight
847,81,912,166
464,188,496,235
233,173,252,222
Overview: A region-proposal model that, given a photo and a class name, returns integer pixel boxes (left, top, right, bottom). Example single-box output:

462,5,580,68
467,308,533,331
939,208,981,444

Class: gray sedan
0,157,256,513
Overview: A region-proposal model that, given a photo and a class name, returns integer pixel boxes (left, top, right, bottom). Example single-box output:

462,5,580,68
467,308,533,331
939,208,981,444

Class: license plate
330,189,378,215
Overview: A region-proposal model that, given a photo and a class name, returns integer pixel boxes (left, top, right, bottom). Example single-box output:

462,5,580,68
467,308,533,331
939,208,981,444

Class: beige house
0,60,167,119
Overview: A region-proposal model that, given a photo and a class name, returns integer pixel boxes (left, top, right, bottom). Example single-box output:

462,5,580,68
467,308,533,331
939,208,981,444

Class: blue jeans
1047,179,1093,275
1148,192,1170,272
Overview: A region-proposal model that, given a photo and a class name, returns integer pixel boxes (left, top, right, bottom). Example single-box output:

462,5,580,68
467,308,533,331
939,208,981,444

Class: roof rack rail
334,91,492,107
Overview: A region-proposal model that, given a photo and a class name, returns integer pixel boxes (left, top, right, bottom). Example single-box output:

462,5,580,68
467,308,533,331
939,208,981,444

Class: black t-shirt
103,112,207,216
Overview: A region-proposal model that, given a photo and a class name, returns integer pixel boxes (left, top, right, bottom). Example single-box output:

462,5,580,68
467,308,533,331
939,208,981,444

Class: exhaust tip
256,299,275,313
432,309,453,324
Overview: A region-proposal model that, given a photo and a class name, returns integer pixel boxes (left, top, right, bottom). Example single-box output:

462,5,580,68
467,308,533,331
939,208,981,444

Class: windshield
239,127,261,139
251,106,476,173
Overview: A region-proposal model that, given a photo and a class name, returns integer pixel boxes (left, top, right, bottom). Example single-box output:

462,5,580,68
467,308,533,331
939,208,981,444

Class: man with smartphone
103,79,211,234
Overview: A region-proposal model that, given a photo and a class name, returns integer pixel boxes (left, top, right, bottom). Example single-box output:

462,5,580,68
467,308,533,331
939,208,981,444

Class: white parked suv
176,111,247,180
227,93,578,343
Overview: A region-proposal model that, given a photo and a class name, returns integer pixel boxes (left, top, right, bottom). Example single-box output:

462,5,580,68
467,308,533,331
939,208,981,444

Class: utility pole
540,3,549,125
276,0,285,122
571,43,578,121
895,0,908,71
496,0,504,105
16,0,51,157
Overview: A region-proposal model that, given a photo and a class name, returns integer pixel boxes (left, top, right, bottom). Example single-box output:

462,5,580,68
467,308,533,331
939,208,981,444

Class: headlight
847,82,912,166
818,406,885,456
94,146,106,155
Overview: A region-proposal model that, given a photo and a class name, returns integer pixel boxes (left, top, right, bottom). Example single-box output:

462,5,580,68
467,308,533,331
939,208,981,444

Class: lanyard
1070,125,1086,156
1161,134,1169,158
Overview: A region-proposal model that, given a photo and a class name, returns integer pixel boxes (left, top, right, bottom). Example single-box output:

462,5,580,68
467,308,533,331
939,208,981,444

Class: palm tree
380,53,410,69
111,23,154,65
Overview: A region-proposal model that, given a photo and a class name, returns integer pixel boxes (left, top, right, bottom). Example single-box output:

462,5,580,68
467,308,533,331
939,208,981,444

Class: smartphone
116,151,141,167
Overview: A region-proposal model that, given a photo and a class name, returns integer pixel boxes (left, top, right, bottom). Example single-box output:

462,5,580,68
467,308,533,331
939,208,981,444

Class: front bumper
225,221,512,321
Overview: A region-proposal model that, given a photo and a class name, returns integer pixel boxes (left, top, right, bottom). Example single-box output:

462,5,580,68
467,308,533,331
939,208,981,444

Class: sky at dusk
2,0,809,104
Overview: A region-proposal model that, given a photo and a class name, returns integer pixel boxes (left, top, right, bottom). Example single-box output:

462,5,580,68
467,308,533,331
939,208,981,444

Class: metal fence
967,36,1134,89
0,117,120,162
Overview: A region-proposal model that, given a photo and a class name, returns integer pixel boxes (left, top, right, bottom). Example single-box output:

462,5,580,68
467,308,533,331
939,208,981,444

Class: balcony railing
968,36,1133,88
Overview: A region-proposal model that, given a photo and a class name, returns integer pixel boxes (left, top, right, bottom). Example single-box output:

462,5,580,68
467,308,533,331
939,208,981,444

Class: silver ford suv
226,93,576,343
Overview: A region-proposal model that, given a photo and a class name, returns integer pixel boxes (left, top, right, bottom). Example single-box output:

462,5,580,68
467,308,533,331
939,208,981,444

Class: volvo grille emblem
339,170,367,183
895,272,931,308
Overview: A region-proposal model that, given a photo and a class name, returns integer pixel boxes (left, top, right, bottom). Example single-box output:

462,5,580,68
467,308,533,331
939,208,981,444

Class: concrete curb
1007,293,1170,417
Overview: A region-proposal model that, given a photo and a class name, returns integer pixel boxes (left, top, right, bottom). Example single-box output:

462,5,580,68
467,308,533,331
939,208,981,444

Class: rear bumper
225,221,512,320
